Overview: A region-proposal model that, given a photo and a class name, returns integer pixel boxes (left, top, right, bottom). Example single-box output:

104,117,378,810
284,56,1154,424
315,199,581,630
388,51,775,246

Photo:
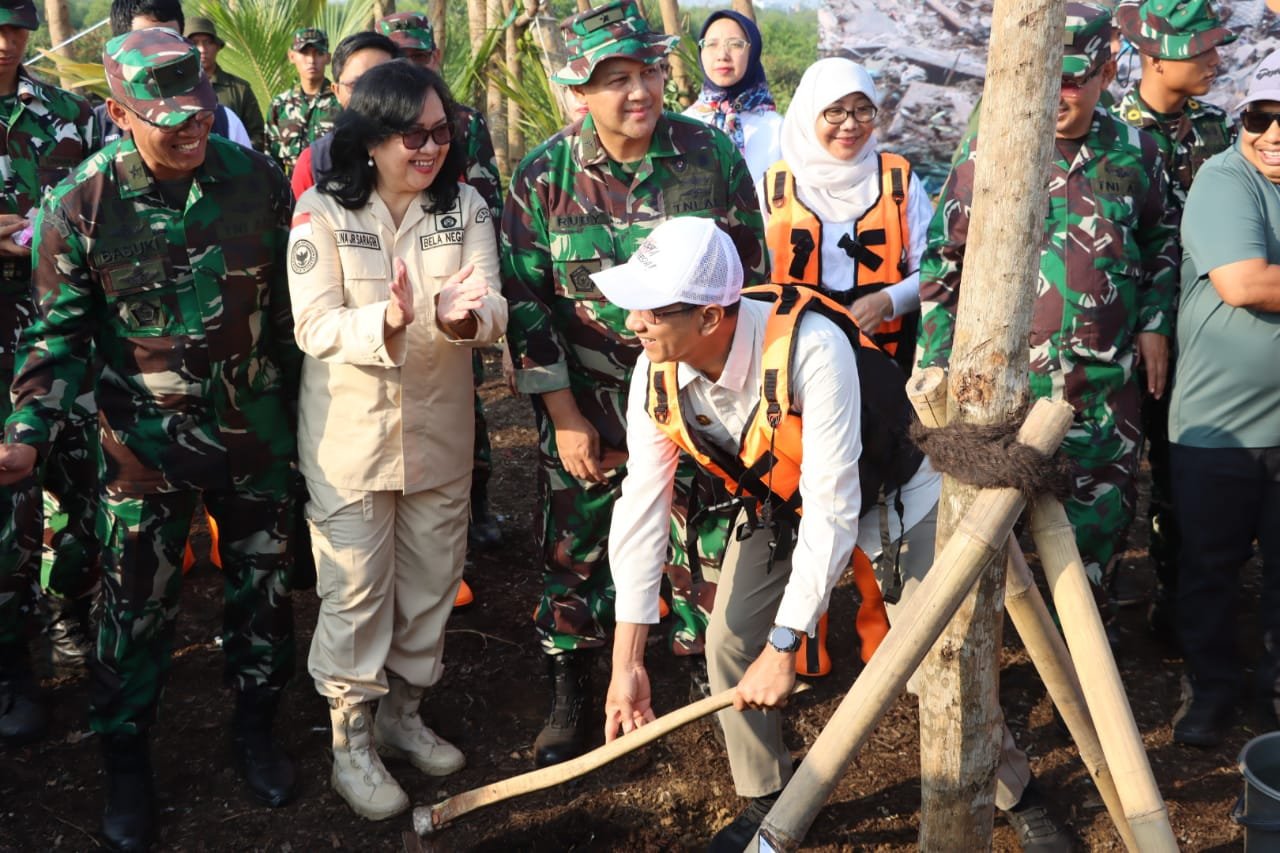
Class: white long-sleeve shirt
610,298,863,635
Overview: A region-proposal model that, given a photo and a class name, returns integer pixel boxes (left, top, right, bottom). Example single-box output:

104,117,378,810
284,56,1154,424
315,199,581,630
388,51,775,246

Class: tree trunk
372,0,395,27
576,0,590,11
467,0,487,105
730,0,756,21
485,0,509,177
915,0,1065,849
505,0,523,164
657,0,692,107
428,0,446,54
43,0,74,88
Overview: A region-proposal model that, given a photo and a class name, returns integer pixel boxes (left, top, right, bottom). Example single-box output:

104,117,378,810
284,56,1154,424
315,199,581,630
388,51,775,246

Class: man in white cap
1168,48,1280,747
596,217,946,849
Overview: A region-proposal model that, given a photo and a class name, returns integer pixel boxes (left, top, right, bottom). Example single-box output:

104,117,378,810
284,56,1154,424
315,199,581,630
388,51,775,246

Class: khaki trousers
305,473,469,704
710,501,1030,809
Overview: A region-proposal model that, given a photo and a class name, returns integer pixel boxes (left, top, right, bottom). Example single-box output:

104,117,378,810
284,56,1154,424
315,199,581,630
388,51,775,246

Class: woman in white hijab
761,57,933,372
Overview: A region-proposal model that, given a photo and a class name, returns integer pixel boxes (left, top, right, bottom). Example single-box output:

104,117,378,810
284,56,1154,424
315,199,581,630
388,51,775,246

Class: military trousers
40,409,101,601
531,393,727,656
305,473,468,704
90,469,295,735
1031,375,1142,585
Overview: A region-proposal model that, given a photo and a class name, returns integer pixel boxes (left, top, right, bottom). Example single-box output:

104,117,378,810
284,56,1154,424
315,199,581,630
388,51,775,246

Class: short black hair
331,32,399,84
320,60,465,214
110,0,184,36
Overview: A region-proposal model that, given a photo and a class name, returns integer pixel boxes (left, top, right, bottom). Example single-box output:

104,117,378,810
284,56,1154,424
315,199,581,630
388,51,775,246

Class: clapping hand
437,263,488,326
385,257,415,333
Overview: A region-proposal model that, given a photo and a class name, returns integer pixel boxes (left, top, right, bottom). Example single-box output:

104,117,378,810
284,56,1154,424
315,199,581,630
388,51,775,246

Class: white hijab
780,57,882,223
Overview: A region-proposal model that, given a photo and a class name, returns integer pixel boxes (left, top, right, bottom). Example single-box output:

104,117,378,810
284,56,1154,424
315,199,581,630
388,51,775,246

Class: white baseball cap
1240,50,1280,111
591,217,743,312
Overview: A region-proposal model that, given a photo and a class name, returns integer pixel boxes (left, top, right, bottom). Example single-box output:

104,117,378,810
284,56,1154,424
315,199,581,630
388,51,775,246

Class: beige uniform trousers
305,472,469,705
710,501,1030,809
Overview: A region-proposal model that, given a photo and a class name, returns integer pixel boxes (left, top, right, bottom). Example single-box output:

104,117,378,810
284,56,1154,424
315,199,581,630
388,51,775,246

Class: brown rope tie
909,416,1073,502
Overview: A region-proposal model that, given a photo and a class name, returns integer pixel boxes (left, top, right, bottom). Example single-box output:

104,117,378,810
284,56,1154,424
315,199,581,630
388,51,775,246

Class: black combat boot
43,592,95,668
231,687,297,807
467,483,501,550
0,644,47,745
533,651,593,767
101,732,153,852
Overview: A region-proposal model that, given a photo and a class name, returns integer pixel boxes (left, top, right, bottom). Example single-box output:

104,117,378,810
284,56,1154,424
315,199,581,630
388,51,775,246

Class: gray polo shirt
1170,143,1280,450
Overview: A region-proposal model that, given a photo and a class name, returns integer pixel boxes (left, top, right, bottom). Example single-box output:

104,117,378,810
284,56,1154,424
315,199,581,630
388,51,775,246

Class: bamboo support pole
912,367,1137,851
753,398,1074,852
1004,544,1139,852
413,683,809,835
657,0,692,105
1028,498,1178,851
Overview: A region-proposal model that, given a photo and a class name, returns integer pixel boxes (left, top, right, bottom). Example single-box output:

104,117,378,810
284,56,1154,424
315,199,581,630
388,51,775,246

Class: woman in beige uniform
287,60,507,821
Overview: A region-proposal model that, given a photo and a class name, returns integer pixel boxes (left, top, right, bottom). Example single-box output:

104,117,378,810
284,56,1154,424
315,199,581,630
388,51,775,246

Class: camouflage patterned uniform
917,109,1179,583
502,111,767,654
6,128,301,734
0,66,98,648
1111,0,1236,611
265,80,340,177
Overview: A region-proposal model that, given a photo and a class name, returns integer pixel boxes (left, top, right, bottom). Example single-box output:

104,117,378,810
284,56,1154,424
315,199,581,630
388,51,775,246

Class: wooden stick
1004,541,1139,852
413,683,810,835
1028,498,1178,851
754,398,1074,852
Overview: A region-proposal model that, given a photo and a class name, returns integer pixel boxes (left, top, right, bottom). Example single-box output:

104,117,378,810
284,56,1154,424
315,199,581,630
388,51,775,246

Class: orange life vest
763,153,917,372
644,284,924,660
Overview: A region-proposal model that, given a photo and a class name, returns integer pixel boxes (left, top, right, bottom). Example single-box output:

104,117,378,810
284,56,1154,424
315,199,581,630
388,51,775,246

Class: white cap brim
591,263,671,312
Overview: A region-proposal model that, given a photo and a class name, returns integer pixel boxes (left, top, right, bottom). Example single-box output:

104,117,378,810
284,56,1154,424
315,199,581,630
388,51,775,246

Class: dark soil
0,349,1263,851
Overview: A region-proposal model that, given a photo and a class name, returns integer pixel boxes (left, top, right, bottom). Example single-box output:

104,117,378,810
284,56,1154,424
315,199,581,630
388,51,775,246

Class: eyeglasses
821,104,878,125
1062,62,1104,88
639,303,699,324
1241,110,1280,135
697,37,750,53
122,102,215,134
400,123,453,149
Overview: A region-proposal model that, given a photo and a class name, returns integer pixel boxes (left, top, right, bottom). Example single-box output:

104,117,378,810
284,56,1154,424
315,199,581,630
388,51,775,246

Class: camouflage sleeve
462,109,503,227
75,95,100,155
265,166,302,400
265,96,286,170
721,135,769,286
1135,142,1180,337
4,193,94,452
916,144,976,371
499,157,569,395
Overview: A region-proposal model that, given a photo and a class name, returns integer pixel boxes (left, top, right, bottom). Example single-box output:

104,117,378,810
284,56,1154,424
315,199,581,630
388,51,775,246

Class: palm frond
33,51,108,99
314,0,379,50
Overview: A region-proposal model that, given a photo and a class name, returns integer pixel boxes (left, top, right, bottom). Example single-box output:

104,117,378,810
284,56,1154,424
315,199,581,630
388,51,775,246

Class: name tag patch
334,230,381,250
420,230,464,251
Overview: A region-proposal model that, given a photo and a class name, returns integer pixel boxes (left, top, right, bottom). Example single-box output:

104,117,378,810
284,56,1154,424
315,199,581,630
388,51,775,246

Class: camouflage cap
103,28,216,129
1063,2,1114,80
184,16,225,48
0,0,37,30
550,0,678,86
1114,0,1235,61
292,27,329,53
377,12,436,52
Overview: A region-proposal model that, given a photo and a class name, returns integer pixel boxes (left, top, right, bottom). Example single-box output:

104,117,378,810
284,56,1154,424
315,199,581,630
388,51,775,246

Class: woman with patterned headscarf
683,10,781,188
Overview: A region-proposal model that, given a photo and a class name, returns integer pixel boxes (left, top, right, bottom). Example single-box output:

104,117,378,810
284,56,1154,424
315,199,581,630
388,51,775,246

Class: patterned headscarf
687,10,775,153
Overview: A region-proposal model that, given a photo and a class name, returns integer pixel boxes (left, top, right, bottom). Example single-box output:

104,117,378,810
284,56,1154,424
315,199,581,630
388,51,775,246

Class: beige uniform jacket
288,183,506,494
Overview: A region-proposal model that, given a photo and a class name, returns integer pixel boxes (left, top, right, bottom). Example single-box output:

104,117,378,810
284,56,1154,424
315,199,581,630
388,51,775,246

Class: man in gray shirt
1169,49,1280,747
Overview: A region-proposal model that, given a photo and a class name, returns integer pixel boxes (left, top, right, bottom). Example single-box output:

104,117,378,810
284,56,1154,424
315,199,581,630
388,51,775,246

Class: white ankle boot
375,675,465,776
329,700,409,820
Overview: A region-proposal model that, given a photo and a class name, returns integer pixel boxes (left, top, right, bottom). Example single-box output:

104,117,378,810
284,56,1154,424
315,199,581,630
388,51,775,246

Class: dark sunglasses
1241,110,1280,135
400,123,453,149
1061,61,1104,88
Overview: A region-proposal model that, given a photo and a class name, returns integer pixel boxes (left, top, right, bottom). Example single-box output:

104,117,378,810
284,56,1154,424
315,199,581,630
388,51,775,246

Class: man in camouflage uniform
266,27,340,176
1111,0,1235,638
0,29,300,851
0,0,99,746
185,16,265,150
918,3,1180,595
501,0,767,768
377,11,505,554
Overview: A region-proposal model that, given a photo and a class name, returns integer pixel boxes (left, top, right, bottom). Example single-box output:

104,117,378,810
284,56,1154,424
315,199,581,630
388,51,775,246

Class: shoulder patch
290,239,318,274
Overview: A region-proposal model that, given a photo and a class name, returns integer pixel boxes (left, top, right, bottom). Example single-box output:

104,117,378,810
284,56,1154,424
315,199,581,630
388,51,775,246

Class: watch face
770,625,798,652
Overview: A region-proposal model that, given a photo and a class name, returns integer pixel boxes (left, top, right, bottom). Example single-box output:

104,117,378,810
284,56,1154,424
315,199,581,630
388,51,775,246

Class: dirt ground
0,350,1267,852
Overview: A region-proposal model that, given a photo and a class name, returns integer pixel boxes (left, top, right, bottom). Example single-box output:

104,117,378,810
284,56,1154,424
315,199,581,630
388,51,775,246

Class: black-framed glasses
400,123,453,149
697,37,750,53
1242,110,1280,135
821,104,878,125
639,303,699,324
122,101,215,134
1062,61,1105,88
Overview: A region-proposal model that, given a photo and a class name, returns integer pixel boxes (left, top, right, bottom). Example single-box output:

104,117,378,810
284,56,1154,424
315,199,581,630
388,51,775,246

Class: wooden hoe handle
414,682,811,836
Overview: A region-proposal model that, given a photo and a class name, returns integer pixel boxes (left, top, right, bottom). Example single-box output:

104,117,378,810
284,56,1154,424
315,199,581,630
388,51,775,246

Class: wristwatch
767,625,801,653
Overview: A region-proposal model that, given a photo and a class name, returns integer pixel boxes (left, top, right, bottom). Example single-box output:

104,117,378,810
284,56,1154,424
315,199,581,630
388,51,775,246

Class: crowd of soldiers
0,0,1277,849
